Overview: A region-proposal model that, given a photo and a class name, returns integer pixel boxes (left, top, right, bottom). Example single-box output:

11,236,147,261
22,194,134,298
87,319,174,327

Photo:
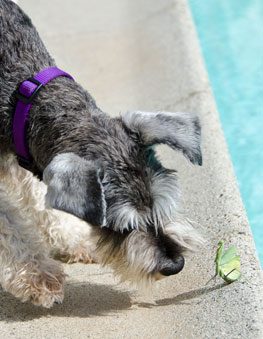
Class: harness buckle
15,78,43,104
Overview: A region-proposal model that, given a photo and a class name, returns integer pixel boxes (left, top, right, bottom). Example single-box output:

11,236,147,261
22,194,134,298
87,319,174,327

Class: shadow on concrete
155,282,229,306
0,281,132,322
0,279,229,322
134,282,228,308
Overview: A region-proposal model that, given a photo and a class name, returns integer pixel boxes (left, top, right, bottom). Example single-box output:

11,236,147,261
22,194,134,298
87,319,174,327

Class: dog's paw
23,264,66,308
29,270,66,308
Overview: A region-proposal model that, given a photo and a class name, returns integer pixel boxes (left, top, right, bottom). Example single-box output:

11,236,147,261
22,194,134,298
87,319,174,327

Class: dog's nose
159,255,185,276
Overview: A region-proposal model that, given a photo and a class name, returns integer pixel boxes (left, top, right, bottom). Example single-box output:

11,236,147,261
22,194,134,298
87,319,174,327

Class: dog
0,0,203,308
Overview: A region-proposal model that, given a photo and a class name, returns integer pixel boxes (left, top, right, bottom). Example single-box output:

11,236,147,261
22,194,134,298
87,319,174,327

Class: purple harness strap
13,67,74,169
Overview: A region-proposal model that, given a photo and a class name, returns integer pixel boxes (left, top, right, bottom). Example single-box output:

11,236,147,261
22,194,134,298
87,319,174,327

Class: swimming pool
188,0,263,266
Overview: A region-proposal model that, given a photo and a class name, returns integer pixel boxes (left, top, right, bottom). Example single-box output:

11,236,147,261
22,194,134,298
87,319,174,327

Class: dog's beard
92,214,203,288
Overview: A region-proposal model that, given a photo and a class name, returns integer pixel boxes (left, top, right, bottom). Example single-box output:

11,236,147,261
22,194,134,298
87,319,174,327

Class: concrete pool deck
1,0,262,338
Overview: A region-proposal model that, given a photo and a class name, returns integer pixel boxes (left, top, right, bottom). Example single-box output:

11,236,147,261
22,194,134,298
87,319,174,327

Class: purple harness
13,67,74,170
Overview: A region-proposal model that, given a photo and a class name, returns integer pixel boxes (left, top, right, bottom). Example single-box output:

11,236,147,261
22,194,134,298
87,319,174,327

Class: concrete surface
1,0,263,338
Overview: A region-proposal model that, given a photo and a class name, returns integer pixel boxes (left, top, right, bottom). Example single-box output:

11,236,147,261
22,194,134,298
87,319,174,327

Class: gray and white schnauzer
0,0,203,308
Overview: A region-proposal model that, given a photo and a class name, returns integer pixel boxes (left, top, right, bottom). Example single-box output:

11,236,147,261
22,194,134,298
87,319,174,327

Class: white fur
151,171,179,230
164,215,204,252
107,202,148,232
0,153,97,307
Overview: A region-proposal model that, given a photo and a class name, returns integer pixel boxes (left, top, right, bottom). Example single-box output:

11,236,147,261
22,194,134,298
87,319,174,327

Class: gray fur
0,0,203,284
122,111,202,165
43,153,106,227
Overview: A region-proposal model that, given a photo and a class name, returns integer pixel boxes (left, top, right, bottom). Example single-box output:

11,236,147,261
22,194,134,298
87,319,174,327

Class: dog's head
43,111,203,282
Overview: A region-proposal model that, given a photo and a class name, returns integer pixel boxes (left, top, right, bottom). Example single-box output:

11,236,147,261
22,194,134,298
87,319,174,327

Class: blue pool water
188,0,263,265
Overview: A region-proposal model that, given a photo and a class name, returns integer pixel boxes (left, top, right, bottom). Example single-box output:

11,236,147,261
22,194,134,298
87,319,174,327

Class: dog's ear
122,111,202,165
43,153,106,227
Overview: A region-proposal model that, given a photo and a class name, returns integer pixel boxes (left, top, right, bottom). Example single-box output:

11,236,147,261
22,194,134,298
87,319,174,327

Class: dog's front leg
0,154,65,307
42,209,98,264
0,205,65,308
